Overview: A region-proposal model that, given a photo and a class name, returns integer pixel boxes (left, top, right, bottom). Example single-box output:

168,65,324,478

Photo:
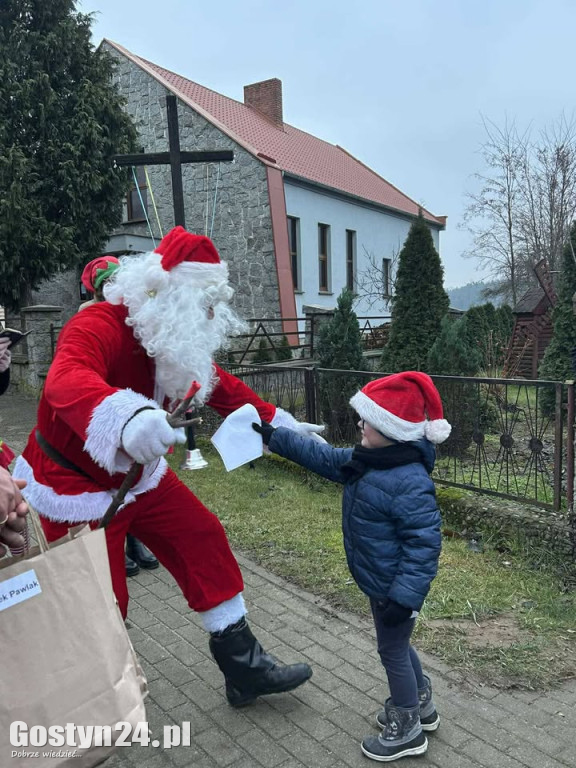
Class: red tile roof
105,40,444,227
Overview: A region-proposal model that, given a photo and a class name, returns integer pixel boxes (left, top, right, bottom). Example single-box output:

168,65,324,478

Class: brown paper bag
0,510,147,767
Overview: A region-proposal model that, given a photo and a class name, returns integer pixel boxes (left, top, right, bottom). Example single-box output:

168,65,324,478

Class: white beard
153,316,222,403
105,254,246,403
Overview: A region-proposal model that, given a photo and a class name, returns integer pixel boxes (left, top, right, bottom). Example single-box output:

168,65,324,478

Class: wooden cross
112,94,234,228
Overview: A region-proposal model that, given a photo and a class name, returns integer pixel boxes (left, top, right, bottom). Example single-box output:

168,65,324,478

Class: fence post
302,305,335,359
310,316,314,359
553,383,564,511
304,367,318,424
567,382,575,526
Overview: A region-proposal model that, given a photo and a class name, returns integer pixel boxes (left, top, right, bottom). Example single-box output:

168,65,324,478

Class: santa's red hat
349,372,451,444
81,256,120,292
155,226,221,271
104,227,233,308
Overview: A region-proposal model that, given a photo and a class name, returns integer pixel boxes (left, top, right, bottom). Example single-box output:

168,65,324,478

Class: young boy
253,371,450,763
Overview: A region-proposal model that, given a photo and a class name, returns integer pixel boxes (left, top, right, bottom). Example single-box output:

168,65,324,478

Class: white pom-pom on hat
424,419,452,445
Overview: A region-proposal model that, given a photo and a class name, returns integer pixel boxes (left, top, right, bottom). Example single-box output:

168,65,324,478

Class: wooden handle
98,392,202,529
98,463,142,529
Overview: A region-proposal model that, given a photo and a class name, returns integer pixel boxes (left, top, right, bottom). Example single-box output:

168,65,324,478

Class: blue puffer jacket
267,427,441,611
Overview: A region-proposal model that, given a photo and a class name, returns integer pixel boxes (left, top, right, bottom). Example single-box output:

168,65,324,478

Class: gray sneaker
363,702,427,762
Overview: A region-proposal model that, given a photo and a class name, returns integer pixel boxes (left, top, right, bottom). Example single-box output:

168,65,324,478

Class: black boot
209,618,312,707
126,534,159,570
125,553,140,577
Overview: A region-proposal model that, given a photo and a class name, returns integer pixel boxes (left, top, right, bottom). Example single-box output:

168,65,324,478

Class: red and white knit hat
349,371,451,444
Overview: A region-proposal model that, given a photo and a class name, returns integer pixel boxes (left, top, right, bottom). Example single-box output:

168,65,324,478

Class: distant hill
447,281,501,311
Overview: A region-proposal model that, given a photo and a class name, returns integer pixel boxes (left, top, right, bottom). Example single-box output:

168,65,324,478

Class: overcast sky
83,0,575,288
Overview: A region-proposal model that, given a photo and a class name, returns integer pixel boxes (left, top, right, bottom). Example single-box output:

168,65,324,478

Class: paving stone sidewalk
1,391,575,768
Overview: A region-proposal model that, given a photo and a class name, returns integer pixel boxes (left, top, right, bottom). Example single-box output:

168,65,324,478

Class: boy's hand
252,421,276,446
378,598,413,626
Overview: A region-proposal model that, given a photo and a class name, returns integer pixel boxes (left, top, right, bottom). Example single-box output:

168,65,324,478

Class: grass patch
171,440,576,690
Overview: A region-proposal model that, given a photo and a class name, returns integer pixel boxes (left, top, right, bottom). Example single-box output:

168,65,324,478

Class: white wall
284,180,441,319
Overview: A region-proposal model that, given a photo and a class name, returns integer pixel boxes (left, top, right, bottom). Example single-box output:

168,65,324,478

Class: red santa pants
40,469,244,619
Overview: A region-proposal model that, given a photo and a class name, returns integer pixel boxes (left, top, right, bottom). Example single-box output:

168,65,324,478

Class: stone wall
31,269,81,325
105,44,282,322
8,306,63,394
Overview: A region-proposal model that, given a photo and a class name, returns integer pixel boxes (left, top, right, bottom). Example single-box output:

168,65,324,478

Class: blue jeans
370,598,426,709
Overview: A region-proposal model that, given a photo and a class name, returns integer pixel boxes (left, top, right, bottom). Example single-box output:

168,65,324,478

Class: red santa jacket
15,302,277,523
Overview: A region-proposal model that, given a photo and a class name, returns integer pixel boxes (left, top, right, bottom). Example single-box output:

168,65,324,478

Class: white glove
121,409,186,464
0,340,11,373
271,408,327,443
294,422,327,443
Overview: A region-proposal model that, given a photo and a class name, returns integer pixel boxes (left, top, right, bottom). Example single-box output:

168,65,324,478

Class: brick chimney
244,78,283,127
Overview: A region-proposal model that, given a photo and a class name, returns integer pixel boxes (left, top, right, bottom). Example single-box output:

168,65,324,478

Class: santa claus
14,226,323,707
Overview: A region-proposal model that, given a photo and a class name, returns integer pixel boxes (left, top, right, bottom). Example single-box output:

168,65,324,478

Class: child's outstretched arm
253,423,353,484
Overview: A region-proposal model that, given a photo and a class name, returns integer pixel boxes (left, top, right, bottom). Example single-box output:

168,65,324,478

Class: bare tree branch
463,113,576,305
355,243,400,311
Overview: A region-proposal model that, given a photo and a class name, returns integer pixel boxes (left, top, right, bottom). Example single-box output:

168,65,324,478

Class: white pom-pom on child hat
349,371,452,444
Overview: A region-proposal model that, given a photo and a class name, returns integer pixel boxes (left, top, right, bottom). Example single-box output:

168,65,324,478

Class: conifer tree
428,316,482,457
539,223,576,411
316,289,364,437
275,335,293,361
496,304,514,342
465,302,513,373
0,0,137,310
381,213,449,372
428,317,481,376
253,338,272,364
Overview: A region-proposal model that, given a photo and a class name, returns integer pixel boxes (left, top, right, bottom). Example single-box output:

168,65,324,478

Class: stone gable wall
105,44,281,321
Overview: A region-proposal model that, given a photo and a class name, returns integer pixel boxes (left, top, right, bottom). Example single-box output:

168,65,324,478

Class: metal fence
226,315,390,364
219,365,575,514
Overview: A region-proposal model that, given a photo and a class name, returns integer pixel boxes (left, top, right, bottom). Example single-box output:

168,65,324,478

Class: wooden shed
503,285,554,379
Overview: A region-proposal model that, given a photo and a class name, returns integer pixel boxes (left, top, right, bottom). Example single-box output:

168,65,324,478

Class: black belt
35,430,92,479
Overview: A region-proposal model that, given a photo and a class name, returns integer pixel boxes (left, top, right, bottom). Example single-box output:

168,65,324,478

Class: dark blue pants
371,599,426,709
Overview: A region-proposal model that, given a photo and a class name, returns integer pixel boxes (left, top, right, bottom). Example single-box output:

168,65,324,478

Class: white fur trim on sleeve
270,407,300,430
85,389,160,474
